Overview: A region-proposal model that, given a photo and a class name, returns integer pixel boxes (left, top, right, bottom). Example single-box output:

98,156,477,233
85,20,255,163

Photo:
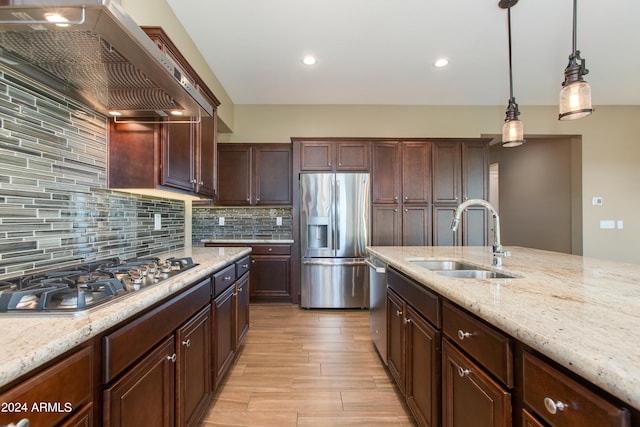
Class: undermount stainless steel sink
409,260,479,271
436,270,515,279
409,259,517,279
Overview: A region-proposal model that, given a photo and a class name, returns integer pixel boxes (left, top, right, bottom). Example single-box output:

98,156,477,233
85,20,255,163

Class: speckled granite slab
366,245,640,411
0,246,251,389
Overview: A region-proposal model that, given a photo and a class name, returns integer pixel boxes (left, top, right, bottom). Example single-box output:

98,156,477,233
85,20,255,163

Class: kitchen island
367,245,640,415
0,246,250,389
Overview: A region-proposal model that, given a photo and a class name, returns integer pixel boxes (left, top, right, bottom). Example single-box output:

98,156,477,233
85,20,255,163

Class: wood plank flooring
199,304,417,426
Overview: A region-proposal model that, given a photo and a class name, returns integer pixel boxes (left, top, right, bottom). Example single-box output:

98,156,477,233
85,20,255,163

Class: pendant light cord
571,0,577,56
507,7,514,101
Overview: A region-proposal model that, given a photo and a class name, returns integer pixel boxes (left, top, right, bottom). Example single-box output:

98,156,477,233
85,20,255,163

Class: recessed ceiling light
108,111,122,116
44,13,70,27
170,110,184,116
302,56,317,66
434,58,449,68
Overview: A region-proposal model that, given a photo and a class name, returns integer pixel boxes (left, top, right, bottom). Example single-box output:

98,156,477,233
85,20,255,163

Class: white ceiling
167,0,640,107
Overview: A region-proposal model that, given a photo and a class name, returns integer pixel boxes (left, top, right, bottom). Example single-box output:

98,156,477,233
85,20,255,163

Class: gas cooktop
0,256,198,315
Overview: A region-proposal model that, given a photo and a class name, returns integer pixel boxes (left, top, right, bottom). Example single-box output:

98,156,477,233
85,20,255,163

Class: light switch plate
276,217,282,226
219,217,225,226
154,213,161,230
600,220,615,229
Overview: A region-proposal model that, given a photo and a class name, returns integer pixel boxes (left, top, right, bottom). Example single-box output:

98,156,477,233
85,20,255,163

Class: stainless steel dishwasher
365,255,387,364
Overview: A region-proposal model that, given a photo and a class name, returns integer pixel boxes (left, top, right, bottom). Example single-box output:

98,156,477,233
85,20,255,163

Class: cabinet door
196,108,217,197
433,206,462,246
254,145,292,205
162,120,195,191
336,141,370,171
405,306,441,427
176,306,211,427
217,145,251,205
402,142,431,204
372,141,401,204
442,340,511,427
300,141,334,171
236,273,250,347
463,207,489,246
108,121,159,189
462,141,488,201
60,403,93,427
402,206,431,246
432,141,461,204
213,285,236,387
372,204,401,246
386,290,405,393
104,337,175,427
250,255,291,302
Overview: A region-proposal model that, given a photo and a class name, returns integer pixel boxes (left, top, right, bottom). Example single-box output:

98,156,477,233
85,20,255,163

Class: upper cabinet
297,139,370,171
217,144,292,206
108,27,220,199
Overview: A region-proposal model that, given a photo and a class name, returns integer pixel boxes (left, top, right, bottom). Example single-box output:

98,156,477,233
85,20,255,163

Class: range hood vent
0,0,213,117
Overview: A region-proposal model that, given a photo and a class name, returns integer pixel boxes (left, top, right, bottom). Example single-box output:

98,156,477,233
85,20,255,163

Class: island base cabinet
522,351,630,427
104,337,175,427
386,290,405,393
442,340,511,427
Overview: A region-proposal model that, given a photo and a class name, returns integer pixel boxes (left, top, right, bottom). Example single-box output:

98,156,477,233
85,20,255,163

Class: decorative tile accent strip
193,207,293,241
0,66,185,279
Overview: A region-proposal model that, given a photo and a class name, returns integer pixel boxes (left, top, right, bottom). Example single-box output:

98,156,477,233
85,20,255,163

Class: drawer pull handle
167,353,177,363
182,339,191,347
457,366,471,377
242,264,249,268
457,329,472,340
544,397,567,414
396,310,403,317
224,276,232,281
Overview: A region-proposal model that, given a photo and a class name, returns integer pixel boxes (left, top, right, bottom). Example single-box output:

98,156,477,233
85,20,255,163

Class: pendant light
499,0,524,147
559,0,593,120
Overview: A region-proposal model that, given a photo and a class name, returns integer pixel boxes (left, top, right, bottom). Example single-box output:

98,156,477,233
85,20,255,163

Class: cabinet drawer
523,351,630,427
103,278,211,382
235,255,250,278
251,244,291,255
442,301,513,387
0,346,93,427
213,264,236,297
387,267,439,327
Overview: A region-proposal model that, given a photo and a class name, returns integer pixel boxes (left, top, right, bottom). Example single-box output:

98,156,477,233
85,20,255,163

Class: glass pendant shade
502,119,524,147
559,80,592,120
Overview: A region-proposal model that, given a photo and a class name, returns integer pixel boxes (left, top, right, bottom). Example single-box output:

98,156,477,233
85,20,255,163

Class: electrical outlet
218,217,225,226
154,213,161,230
592,196,603,206
276,217,282,226
600,220,615,229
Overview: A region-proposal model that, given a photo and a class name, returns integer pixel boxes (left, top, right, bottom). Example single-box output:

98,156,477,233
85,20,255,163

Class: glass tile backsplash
0,67,184,279
193,207,293,241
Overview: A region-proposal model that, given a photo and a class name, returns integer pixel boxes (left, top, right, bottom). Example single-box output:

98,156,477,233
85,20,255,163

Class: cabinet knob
457,329,472,340
246,197,250,202
268,247,272,252
394,196,398,201
404,196,408,200
544,397,568,415
199,181,204,185
256,197,260,202
457,366,471,377
190,179,197,184
403,317,411,325
224,276,232,281
8,419,29,427
251,260,255,263
167,353,177,363
242,263,249,268
328,162,332,166
395,310,403,317
182,339,191,347
394,209,398,212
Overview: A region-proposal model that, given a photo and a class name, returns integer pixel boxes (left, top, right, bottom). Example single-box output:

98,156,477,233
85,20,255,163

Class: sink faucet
450,199,510,267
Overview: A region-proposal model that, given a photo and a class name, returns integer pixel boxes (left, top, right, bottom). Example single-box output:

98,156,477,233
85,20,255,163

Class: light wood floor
199,304,417,426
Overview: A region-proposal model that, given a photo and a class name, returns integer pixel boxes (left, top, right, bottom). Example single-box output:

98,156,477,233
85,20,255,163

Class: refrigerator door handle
302,260,366,267
335,177,340,251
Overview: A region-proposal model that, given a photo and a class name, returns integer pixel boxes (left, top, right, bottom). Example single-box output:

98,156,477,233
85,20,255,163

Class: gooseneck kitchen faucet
450,199,511,267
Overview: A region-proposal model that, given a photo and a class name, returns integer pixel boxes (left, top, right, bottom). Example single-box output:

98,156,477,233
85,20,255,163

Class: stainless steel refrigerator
300,173,370,308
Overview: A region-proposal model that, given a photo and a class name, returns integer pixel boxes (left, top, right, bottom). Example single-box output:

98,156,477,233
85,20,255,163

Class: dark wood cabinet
402,206,431,246
386,268,442,427
372,141,401,204
236,273,250,345
372,204,402,246
402,142,432,204
298,139,370,171
217,143,292,205
442,340,511,427
432,141,461,204
0,346,94,427
108,27,219,199
250,244,292,302
176,305,211,427
104,337,175,427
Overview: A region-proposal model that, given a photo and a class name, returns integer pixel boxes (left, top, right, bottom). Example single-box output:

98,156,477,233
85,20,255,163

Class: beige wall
223,104,640,264
120,1,640,263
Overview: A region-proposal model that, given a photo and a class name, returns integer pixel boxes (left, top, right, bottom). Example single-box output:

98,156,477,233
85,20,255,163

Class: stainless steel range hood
0,0,213,117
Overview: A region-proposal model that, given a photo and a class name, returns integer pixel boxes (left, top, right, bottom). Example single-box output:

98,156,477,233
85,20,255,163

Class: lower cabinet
442,340,511,427
249,244,291,302
386,268,441,427
213,259,251,388
0,345,94,427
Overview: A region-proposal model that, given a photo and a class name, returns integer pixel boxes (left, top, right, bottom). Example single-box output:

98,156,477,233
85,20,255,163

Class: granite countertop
0,246,251,389
201,238,294,244
366,245,640,411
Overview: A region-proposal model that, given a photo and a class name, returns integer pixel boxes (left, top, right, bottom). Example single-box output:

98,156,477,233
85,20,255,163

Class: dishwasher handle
364,258,386,274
